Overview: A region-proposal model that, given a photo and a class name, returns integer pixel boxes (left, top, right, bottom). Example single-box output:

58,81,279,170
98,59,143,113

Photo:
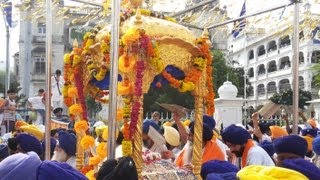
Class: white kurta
246,145,275,166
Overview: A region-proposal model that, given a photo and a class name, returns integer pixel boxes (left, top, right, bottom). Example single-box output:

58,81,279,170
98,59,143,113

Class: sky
0,0,317,70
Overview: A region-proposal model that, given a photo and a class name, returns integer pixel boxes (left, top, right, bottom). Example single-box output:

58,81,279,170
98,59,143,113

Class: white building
228,10,320,108
16,1,97,97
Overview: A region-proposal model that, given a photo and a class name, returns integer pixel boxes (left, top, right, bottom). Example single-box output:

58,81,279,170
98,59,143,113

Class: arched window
257,64,266,75
279,56,290,70
267,41,277,52
299,76,304,89
257,45,266,56
267,60,277,73
299,52,304,64
267,82,277,93
257,84,265,95
247,85,254,96
279,79,290,93
311,51,320,63
279,35,291,48
248,50,254,60
248,68,254,78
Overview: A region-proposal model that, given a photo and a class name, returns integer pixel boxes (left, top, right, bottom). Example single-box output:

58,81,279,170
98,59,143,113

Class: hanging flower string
129,60,145,138
197,38,215,115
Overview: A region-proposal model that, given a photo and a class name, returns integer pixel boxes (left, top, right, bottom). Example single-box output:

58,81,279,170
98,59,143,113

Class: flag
232,0,246,38
3,1,12,28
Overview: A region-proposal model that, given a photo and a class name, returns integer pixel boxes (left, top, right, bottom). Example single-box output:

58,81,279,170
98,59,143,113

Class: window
257,64,266,75
299,31,304,40
248,68,254,78
257,84,265,95
34,56,45,74
299,76,304,89
299,52,304,64
267,41,277,52
279,35,291,48
257,45,266,56
248,50,254,60
267,82,276,93
38,23,46,34
279,56,290,70
279,79,290,93
311,51,320,63
267,61,277,73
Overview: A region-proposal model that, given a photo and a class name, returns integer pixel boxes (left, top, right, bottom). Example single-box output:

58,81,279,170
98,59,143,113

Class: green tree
212,50,249,98
86,96,102,119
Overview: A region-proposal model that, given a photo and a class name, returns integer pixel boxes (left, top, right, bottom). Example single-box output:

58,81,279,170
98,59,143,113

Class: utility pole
1,3,10,97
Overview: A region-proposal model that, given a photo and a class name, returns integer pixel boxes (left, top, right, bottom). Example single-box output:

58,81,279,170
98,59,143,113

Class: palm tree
311,63,320,87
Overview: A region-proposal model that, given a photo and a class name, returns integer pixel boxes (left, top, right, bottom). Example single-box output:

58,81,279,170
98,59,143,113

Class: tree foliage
212,50,248,98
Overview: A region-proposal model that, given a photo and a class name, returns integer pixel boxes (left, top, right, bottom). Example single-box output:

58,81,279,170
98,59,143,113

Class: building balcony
257,54,266,61
31,73,46,82
32,36,46,43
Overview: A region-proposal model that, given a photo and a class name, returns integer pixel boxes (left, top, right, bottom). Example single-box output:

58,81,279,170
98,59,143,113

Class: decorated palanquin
63,7,215,180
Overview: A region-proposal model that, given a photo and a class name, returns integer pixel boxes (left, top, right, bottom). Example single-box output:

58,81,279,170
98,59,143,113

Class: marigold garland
85,170,96,180
69,104,83,116
89,156,102,166
67,87,78,99
122,140,133,156
80,135,95,150
96,142,107,159
74,120,89,134
197,38,215,115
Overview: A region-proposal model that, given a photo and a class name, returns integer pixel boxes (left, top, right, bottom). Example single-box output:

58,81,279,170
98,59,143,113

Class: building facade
16,1,97,97
229,14,320,108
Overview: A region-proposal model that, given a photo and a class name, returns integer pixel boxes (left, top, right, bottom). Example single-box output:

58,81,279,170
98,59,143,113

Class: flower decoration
69,103,83,116
96,142,107,159
67,87,78,99
89,156,102,166
81,165,94,175
85,169,96,180
119,54,137,73
80,135,95,150
122,140,132,156
74,120,89,134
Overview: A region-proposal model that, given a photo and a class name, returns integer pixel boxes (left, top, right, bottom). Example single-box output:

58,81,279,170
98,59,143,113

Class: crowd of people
1,84,320,179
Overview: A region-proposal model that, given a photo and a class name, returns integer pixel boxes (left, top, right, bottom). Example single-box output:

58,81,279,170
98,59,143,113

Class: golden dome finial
202,27,212,46
202,27,209,40
134,8,142,25
73,39,79,48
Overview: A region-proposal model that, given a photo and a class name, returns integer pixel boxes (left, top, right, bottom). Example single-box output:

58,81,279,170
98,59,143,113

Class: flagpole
1,5,10,97
292,0,300,134
207,2,293,30
45,0,53,160
107,0,121,159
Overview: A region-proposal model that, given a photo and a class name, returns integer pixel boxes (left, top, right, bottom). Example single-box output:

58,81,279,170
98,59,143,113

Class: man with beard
222,124,274,168
175,116,225,169
51,130,76,168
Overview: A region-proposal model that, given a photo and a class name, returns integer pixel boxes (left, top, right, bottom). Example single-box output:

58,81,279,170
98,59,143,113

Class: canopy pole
292,0,300,134
107,0,121,159
207,2,293,30
45,0,53,160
